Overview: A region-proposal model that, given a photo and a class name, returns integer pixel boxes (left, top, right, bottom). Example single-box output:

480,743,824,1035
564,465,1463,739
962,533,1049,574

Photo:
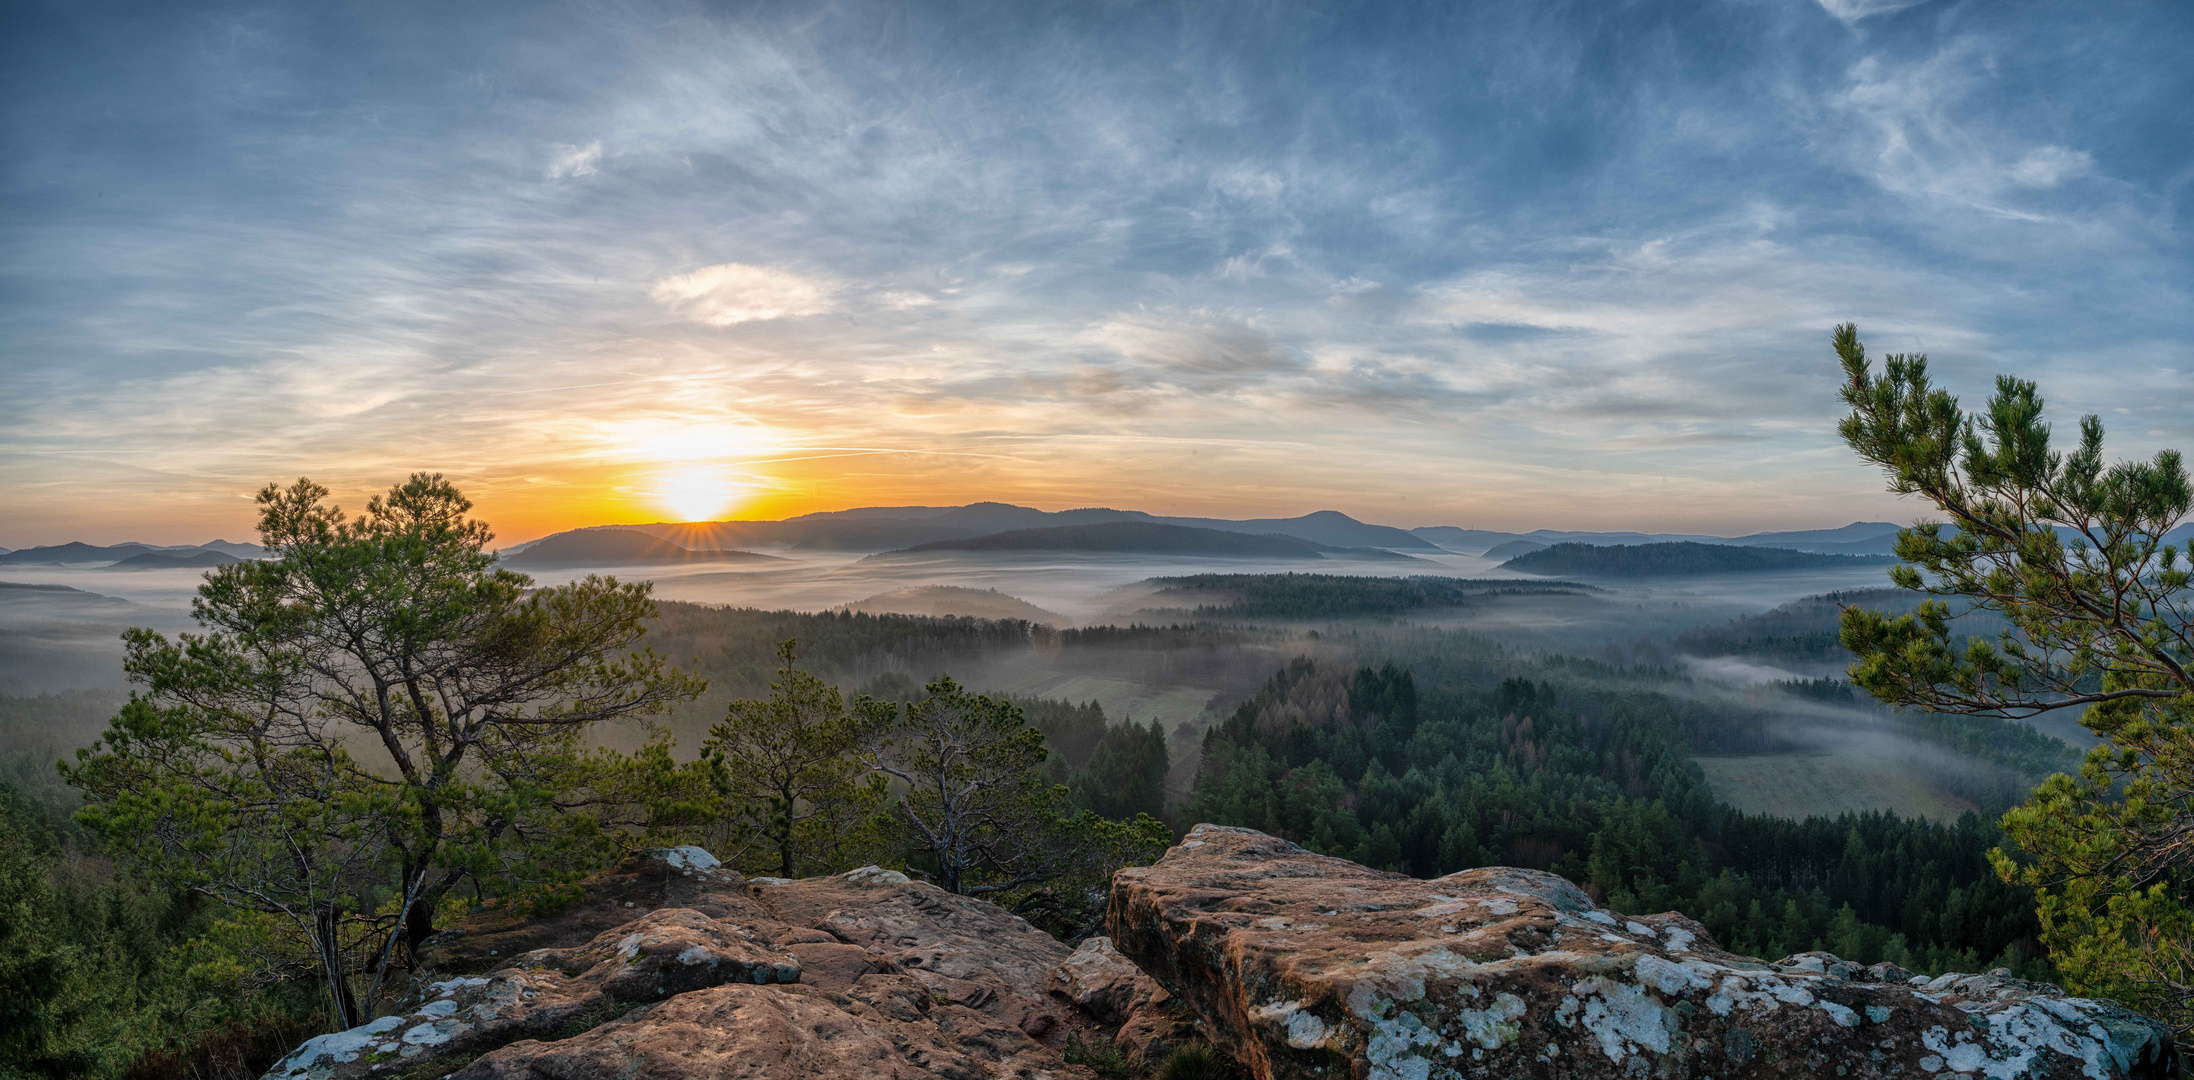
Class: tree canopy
1833,322,2194,1037
63,474,701,1028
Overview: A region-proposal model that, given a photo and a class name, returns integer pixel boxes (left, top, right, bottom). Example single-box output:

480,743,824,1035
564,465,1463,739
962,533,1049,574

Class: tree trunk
316,905,360,1030
404,889,438,957
777,794,796,878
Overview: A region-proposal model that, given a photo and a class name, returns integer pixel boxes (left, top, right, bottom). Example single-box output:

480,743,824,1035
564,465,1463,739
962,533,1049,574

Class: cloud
1829,44,2101,219
1814,0,1925,26
648,264,839,326
545,141,602,180
2007,145,2093,189
4,0,2189,542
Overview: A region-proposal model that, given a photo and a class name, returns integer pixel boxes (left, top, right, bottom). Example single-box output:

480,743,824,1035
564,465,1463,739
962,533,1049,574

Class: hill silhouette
109,550,241,571
876,522,1420,561
1501,541,1896,577
500,528,782,569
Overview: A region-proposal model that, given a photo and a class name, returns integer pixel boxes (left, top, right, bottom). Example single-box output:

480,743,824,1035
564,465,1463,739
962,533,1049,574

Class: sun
657,466,741,523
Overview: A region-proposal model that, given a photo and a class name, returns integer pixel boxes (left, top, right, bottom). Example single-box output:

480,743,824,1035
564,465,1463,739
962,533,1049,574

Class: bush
1159,1043,1234,1080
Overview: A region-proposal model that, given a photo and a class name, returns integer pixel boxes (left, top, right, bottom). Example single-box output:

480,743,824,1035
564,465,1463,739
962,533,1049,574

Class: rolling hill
1500,541,1896,577
108,550,241,571
0,542,163,565
1479,539,1548,560
498,528,783,569
873,522,1422,561
506,504,1438,556
0,540,266,565
1410,521,1906,555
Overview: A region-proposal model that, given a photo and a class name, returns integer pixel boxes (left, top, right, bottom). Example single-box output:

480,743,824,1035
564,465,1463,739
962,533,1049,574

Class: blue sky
3,0,2189,544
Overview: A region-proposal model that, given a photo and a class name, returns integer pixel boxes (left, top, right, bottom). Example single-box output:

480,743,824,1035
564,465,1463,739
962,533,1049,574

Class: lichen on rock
1106,823,2182,1080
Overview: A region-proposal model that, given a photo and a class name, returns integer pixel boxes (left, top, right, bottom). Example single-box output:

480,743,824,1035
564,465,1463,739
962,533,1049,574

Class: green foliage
0,782,319,1079
1023,697,1111,772
1070,719,1168,823
647,603,1047,698
866,678,1171,934
1062,1032,1136,1078
701,640,890,878
1157,1043,1235,1080
1141,573,1589,620
1834,322,2194,1034
60,474,702,1029
1504,541,1893,577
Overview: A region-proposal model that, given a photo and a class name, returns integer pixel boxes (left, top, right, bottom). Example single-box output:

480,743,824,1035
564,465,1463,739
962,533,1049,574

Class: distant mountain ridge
1501,541,1898,577
499,528,782,569
505,503,1440,556
0,540,264,566
868,521,1426,562
109,550,240,571
1411,522,1909,557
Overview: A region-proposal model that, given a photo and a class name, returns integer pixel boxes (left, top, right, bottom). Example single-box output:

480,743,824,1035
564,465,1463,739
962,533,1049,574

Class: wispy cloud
545,141,602,181
649,264,839,326
1,0,2187,543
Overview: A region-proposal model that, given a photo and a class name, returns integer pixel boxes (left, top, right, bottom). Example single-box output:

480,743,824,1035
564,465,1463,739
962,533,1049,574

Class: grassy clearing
1694,752,1979,823
983,670,1219,730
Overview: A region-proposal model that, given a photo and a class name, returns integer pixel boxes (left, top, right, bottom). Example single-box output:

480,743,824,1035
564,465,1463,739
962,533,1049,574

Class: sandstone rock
263,852,1103,1080
453,978,1076,1080
263,906,803,1080
1053,937,1147,1024
1108,823,2181,1080
1050,935,1200,1066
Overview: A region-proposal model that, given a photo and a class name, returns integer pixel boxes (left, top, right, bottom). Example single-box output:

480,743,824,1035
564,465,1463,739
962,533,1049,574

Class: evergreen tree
1833,322,2194,1035
701,640,889,878
865,678,1167,929
1070,718,1168,823
63,475,700,1028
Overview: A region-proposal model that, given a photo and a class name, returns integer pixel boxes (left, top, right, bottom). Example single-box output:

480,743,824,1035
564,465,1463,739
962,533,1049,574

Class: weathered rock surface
264,849,1101,1080
1052,936,1202,1067
1108,824,2181,1080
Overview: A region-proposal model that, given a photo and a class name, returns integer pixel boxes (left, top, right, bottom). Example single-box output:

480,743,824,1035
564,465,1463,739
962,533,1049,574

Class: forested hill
1137,573,1592,619
1501,540,1896,577
1184,653,2051,978
878,521,1422,560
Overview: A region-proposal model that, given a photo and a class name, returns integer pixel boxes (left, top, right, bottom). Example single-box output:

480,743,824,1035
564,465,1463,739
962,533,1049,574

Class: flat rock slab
1108,824,2180,1080
264,853,1096,1080
453,978,1075,1080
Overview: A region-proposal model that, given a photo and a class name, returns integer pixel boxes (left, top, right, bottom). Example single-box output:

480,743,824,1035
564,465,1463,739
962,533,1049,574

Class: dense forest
0,553,2119,1075
1184,651,2062,977
1503,540,1896,577
884,521,1410,559
1137,572,1591,620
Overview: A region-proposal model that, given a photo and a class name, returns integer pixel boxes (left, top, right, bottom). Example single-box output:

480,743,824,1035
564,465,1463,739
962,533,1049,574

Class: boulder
263,851,1100,1080
1050,936,1201,1066
1108,823,2181,1080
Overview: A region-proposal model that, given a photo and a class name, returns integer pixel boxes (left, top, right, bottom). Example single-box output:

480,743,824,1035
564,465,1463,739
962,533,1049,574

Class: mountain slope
109,550,241,570
0,542,159,564
875,522,1420,561
1480,539,1547,559
1502,541,1896,577
500,528,782,568
513,504,1436,555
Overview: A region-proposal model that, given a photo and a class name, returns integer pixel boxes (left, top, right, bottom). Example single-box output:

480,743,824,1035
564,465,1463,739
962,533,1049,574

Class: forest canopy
1502,541,1896,577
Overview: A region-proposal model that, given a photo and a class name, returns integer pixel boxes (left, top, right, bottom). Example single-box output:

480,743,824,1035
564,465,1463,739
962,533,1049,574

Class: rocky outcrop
1052,936,1202,1066
264,831,2185,1080
263,849,1103,1080
1108,824,2181,1080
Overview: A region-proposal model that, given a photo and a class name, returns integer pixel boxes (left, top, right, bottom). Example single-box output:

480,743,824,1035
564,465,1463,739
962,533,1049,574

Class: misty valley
2,501,2105,1075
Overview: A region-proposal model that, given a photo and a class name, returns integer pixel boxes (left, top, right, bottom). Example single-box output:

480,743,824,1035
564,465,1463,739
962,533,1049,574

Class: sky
3,0,2190,547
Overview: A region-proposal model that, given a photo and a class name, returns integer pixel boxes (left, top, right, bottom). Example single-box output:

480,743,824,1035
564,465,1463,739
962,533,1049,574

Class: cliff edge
262,829,2180,1079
